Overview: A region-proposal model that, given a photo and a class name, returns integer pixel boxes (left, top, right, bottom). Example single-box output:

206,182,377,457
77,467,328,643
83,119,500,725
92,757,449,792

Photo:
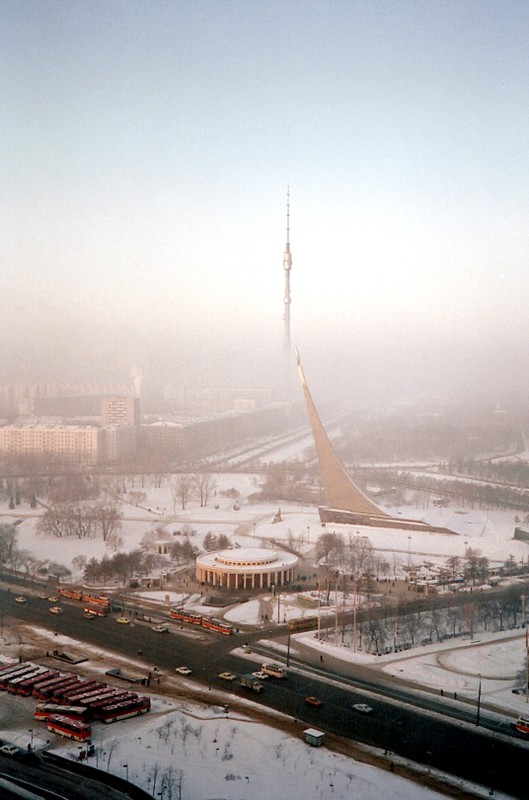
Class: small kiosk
303,728,325,747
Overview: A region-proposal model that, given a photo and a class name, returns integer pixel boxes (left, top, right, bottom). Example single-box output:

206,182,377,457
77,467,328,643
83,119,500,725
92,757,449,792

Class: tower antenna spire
283,187,292,360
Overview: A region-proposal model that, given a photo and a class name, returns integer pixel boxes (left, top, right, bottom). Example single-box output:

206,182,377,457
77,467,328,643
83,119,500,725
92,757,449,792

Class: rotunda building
195,547,298,590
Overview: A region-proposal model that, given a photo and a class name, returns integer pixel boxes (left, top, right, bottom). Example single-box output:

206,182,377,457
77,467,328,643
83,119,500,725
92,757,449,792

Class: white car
153,624,169,633
175,666,192,675
15,596,27,604
0,744,20,757
251,671,269,680
352,702,373,715
49,606,63,615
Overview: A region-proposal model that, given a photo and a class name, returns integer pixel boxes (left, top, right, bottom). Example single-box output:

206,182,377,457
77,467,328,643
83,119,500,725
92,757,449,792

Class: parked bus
98,696,150,723
34,674,76,700
0,664,38,691
30,671,61,696
90,692,137,715
64,683,106,704
202,618,234,636
0,663,38,689
16,669,58,697
61,680,102,701
287,616,318,632
47,677,82,701
46,714,92,742
34,703,88,721
76,689,118,708
7,667,49,694
261,663,287,679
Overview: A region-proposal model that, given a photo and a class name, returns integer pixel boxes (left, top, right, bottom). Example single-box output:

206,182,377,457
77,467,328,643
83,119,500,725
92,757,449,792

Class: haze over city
4,1,529,404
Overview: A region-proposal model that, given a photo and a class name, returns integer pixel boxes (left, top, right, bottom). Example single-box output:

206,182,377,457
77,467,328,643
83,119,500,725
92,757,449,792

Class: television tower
283,188,292,374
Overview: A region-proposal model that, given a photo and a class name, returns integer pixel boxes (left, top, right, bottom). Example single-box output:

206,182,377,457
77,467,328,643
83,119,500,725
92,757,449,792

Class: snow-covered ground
1,473,529,798
0,622,522,800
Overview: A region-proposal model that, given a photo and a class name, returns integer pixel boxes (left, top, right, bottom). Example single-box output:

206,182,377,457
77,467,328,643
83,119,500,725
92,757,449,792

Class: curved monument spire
296,350,389,519
296,350,455,533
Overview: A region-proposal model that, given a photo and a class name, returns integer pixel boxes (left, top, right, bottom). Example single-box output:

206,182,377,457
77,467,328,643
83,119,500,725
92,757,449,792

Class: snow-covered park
1,471,529,799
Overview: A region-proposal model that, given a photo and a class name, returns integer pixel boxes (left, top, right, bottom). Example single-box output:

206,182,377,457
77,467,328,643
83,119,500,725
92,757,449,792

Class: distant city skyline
4,1,529,404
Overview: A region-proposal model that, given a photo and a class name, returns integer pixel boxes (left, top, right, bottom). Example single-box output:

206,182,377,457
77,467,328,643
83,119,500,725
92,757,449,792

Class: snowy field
0,624,521,800
1,473,529,798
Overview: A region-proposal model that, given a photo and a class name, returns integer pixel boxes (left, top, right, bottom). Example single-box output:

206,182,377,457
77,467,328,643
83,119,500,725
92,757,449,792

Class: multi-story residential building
138,421,184,459
0,423,103,465
101,396,140,427
101,424,137,464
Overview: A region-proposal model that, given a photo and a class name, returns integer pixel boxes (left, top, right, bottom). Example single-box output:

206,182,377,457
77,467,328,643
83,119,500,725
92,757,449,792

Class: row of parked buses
169,608,234,635
0,660,150,743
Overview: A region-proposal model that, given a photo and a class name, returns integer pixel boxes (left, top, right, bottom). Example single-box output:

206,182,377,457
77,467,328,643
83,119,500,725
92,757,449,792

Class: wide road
0,750,145,800
2,586,528,799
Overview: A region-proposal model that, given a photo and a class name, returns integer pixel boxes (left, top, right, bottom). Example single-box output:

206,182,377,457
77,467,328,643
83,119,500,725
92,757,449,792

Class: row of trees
37,500,122,541
345,585,528,661
361,467,529,512
314,530,525,590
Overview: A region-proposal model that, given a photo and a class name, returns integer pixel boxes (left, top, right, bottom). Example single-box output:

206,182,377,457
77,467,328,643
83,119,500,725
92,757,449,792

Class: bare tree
93,501,122,542
193,473,217,507
172,474,193,511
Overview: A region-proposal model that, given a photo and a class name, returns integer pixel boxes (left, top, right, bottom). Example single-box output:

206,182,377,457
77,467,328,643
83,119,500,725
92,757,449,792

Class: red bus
514,715,529,735
34,703,88,721
58,587,83,601
0,661,17,674
91,692,137,715
7,667,48,694
46,714,92,742
169,608,233,634
169,608,203,625
34,674,76,700
98,696,150,724
202,617,234,635
15,669,58,697
82,592,110,607
64,683,106,703
0,663,38,689
30,671,61,695
84,603,110,617
48,677,82,701
74,689,117,707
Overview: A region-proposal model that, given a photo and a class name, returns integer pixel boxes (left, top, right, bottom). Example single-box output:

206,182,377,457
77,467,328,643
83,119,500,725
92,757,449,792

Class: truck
240,673,263,693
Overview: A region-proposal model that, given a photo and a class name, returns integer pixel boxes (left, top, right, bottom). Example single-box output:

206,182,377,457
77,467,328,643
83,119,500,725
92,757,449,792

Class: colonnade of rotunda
195,548,298,590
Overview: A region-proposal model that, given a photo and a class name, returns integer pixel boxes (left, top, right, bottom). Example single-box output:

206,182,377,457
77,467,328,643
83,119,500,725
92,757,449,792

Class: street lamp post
123,764,129,782
476,674,482,726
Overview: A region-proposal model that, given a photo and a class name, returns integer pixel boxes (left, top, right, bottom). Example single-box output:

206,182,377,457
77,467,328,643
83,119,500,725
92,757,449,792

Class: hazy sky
3,1,529,402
